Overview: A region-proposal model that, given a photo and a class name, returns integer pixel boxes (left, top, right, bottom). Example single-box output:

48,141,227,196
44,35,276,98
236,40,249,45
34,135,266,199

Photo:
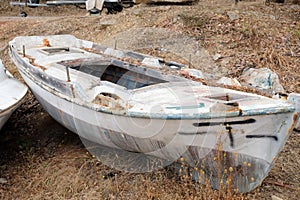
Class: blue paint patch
165,103,205,110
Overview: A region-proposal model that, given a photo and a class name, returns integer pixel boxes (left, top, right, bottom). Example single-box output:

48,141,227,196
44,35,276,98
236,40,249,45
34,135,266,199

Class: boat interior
58,56,186,90
22,45,261,103
29,46,258,105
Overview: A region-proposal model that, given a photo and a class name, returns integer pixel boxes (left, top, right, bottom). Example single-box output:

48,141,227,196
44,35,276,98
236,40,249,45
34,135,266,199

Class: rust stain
226,108,238,113
25,55,46,71
93,93,132,113
31,62,46,71
93,94,124,110
58,108,66,126
178,70,208,85
287,113,299,134
93,95,110,107
225,102,241,113
226,107,242,113
43,38,51,47
292,113,299,129
293,113,299,124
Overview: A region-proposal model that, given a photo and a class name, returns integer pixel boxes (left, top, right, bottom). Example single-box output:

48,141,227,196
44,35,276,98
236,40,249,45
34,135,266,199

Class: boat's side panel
17,59,295,159
18,69,296,192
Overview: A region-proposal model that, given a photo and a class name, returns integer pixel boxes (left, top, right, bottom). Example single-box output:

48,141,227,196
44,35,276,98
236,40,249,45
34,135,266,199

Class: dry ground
0,0,299,199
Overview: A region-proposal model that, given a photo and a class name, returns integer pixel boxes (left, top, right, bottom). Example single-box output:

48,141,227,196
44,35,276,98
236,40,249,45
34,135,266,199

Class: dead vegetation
172,2,300,93
0,0,299,199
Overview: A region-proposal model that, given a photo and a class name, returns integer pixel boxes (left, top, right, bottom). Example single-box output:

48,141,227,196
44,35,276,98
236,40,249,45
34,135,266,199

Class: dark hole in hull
193,118,256,127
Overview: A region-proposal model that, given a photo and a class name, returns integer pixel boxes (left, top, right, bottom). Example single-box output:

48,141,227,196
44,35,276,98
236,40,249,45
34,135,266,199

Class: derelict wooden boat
9,35,300,192
0,59,27,130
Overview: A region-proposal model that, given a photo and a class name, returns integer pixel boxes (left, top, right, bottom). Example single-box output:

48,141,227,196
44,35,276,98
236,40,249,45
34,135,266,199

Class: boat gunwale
8,36,296,120
13,55,296,120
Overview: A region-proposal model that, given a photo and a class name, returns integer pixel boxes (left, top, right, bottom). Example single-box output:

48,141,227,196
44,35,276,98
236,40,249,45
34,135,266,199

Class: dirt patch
0,0,299,199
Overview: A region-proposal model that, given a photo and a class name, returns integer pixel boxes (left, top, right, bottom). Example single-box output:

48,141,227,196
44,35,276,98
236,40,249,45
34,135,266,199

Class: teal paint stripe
165,103,205,110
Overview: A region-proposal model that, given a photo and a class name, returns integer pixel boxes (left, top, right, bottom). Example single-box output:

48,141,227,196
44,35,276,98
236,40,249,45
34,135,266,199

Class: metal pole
114,39,117,50
22,45,25,57
189,54,191,68
66,66,70,82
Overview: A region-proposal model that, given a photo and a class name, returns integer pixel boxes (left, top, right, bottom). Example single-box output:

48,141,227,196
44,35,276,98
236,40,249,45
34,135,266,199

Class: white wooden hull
9,35,300,193
18,67,296,192
0,60,27,131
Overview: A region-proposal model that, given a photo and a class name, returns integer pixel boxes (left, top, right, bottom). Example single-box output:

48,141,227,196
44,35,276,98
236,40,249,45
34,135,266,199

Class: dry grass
172,1,300,93
0,145,245,199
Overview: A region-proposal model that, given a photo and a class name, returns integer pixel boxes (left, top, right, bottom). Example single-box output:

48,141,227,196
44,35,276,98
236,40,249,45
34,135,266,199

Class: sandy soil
0,0,299,199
